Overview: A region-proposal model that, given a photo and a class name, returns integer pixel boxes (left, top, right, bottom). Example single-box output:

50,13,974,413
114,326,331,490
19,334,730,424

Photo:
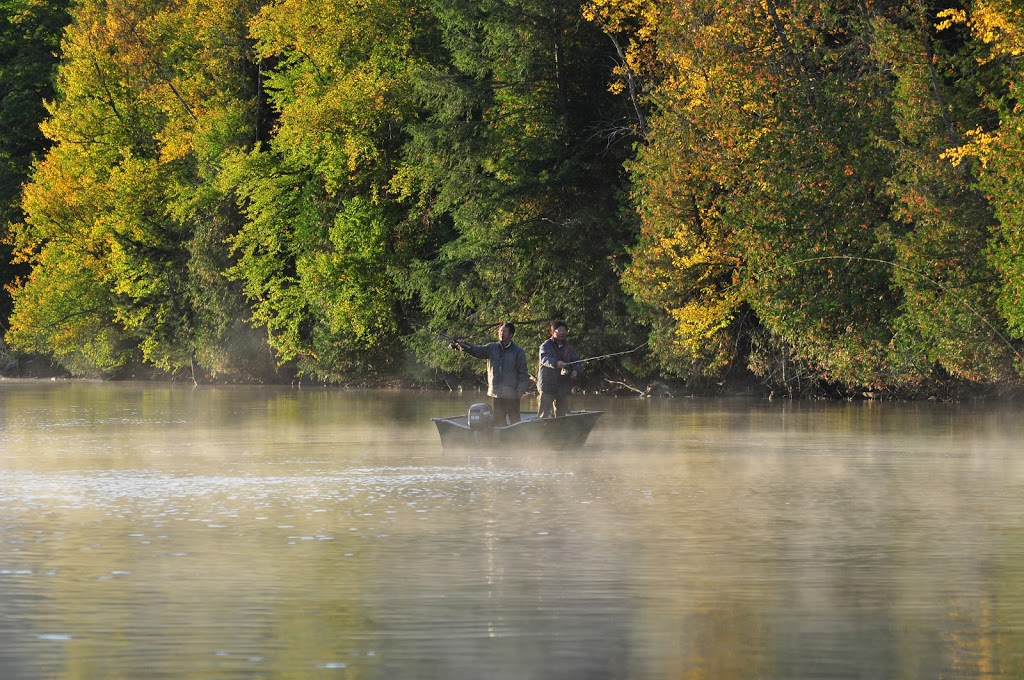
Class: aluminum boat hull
431,411,603,450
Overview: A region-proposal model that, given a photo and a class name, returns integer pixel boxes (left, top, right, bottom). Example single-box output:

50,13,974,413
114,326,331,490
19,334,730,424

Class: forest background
2,0,1023,399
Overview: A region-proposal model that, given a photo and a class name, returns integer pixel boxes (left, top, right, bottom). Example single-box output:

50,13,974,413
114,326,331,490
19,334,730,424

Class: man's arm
539,340,559,370
454,340,491,360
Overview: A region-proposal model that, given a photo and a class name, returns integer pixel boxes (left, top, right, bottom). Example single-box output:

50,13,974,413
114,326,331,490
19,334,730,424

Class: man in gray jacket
453,322,531,424
537,320,581,418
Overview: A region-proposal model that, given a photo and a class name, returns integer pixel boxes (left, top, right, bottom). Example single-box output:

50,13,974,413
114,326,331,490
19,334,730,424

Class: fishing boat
431,403,603,451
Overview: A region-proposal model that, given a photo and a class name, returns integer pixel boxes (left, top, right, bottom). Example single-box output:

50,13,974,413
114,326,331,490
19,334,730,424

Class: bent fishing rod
564,342,648,366
403,315,462,347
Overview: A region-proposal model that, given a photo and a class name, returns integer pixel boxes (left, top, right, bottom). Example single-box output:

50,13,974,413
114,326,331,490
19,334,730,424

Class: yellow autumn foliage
938,1,1023,62
666,288,741,366
938,2,1021,168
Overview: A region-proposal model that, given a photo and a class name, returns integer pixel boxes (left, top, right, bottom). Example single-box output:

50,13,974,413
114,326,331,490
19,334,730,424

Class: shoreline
4,351,1023,401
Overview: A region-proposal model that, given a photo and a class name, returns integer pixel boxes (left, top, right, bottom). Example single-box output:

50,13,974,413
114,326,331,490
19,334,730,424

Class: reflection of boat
431,404,603,450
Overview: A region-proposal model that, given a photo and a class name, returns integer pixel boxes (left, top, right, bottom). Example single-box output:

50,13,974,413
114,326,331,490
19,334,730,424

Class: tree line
1,0,1023,398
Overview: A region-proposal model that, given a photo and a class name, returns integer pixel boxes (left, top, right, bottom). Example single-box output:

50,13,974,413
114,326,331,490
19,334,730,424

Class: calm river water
1,381,1023,678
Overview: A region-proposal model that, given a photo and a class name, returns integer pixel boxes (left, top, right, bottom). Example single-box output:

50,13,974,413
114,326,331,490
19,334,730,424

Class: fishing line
748,254,1024,362
465,317,554,330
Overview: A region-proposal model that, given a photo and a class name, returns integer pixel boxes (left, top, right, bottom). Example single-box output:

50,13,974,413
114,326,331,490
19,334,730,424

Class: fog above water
2,381,1024,679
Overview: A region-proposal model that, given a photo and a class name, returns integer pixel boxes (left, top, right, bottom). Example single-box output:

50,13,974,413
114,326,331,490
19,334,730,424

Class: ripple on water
0,466,543,517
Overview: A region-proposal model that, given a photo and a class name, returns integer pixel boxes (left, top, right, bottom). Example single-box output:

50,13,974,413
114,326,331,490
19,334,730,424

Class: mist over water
2,381,1024,678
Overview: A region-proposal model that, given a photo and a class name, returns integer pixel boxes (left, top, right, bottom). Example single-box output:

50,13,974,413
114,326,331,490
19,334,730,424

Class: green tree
224,0,426,380
618,0,1019,395
621,0,902,392
394,0,642,376
0,0,71,328
871,3,1014,387
6,0,263,378
939,1,1024,375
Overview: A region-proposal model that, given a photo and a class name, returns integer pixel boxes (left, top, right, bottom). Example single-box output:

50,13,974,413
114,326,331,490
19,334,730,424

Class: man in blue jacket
537,320,581,418
453,322,531,424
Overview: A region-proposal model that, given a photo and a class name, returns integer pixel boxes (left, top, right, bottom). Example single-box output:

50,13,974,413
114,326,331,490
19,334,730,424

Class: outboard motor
467,403,494,431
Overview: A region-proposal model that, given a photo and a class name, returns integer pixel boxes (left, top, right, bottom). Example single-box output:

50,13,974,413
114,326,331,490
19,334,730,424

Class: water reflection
2,382,1024,678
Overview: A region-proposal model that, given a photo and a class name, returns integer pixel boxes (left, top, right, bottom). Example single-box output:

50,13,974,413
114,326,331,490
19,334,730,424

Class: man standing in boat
452,322,531,425
537,320,581,418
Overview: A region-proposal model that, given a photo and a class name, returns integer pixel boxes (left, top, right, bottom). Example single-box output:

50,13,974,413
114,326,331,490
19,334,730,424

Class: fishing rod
461,316,554,330
406,315,512,350
404,315,460,345
565,342,649,366
409,313,650,362
410,314,566,346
